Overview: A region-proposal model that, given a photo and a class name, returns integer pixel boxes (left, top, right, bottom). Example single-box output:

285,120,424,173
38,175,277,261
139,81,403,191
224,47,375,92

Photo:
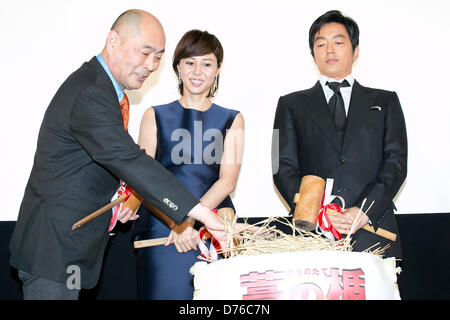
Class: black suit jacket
272,80,407,258
9,57,199,288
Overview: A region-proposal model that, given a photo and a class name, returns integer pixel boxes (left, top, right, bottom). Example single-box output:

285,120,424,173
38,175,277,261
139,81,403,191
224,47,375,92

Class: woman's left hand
166,222,199,253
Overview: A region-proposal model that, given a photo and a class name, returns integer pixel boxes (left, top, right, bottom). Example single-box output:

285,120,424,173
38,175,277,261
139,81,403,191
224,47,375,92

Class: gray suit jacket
273,80,407,258
9,57,199,288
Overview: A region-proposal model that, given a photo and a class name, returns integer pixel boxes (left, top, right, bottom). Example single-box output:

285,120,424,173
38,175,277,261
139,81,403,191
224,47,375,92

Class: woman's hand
166,221,199,253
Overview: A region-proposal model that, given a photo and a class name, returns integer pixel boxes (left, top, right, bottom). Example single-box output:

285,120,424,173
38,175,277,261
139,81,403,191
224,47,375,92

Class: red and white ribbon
197,209,221,261
315,179,346,241
109,182,131,232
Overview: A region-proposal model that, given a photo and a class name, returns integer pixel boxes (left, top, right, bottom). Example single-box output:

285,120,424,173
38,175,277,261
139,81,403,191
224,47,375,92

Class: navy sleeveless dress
134,100,239,300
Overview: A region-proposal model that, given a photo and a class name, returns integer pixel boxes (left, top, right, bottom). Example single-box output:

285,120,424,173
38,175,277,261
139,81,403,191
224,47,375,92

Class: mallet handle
133,207,236,249
362,224,397,242
71,193,129,231
327,209,397,241
134,237,168,248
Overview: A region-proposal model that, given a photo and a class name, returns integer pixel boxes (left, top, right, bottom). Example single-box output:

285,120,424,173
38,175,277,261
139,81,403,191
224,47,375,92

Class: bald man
9,9,226,300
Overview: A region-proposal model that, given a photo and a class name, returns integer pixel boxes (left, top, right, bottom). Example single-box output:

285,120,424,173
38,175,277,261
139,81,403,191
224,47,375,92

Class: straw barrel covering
191,250,400,300
190,212,400,300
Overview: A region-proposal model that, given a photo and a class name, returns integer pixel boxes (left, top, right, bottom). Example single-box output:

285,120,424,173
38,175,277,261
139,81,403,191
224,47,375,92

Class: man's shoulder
354,81,396,97
277,82,321,107
283,83,318,97
58,58,99,92
59,57,116,99
65,57,98,80
353,81,401,108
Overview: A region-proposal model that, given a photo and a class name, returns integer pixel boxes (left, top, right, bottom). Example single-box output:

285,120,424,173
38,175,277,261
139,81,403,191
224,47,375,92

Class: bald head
111,9,164,40
102,9,166,90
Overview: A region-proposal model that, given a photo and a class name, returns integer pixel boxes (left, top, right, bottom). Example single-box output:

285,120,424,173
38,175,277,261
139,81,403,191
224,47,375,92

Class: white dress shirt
319,74,354,116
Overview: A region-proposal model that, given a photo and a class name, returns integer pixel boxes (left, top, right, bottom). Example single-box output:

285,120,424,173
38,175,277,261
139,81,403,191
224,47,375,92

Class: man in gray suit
9,9,226,299
273,10,407,258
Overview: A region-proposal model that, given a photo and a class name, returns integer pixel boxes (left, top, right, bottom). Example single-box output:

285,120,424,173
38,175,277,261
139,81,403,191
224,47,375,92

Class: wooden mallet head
293,175,326,231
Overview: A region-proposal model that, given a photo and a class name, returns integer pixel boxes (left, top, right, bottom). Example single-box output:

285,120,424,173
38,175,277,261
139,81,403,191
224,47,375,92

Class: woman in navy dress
133,30,244,299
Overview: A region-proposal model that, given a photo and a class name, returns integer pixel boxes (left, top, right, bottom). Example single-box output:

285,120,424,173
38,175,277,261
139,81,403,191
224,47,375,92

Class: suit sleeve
272,96,301,210
69,86,199,224
355,92,407,229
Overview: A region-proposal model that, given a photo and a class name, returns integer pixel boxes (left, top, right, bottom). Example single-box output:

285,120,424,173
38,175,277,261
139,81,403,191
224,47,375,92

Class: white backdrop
1,0,449,221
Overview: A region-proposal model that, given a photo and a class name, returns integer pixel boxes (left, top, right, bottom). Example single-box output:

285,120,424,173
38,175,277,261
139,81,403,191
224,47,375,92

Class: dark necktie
326,80,350,144
120,93,129,131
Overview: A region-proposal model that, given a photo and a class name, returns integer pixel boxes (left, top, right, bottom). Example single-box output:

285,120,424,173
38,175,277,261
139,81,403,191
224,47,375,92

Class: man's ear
352,45,360,63
106,30,120,51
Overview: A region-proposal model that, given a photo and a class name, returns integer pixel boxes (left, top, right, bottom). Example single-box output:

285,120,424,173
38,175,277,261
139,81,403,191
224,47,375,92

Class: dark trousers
18,270,80,300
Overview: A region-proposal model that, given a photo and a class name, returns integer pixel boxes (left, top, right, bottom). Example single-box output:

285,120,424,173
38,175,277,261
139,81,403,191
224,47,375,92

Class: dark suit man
272,10,407,258
9,10,226,299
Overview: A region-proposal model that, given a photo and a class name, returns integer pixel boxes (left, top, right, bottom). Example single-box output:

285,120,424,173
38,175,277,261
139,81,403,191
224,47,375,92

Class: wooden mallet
293,175,397,241
133,207,236,249
293,175,326,231
71,188,143,231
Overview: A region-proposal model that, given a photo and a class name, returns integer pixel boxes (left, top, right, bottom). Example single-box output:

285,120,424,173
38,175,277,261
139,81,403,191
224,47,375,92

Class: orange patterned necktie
119,93,129,131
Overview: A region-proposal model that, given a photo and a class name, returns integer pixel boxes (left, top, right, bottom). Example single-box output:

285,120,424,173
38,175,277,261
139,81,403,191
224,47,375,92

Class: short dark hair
172,30,224,97
309,10,359,57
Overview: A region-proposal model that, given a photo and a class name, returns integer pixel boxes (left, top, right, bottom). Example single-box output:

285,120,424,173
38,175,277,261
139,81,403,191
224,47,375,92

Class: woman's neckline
176,98,215,113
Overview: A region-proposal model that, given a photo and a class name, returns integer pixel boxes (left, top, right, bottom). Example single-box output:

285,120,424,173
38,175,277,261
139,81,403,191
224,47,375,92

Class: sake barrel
190,250,400,300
